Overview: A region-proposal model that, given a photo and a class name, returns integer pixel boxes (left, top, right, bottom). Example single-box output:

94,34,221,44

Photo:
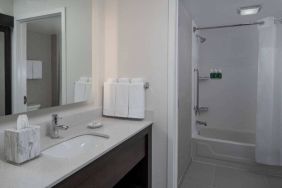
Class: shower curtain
256,17,282,166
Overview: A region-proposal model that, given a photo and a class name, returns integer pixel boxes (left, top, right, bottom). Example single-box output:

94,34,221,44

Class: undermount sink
42,134,108,159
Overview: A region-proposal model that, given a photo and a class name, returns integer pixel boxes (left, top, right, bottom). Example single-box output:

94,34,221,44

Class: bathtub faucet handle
196,120,207,127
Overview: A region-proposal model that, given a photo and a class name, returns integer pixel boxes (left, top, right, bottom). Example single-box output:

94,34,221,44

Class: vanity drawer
54,127,151,188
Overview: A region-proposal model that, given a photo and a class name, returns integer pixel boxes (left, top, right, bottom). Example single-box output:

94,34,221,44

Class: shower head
196,34,206,43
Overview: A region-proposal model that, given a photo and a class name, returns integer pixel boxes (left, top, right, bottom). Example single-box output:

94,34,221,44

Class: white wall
198,26,258,133
13,0,92,104
0,33,5,115
178,0,193,184
93,0,169,187
0,0,13,16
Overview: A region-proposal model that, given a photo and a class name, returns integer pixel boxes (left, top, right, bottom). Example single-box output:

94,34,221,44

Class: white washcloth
17,115,30,130
103,78,117,116
128,78,145,119
115,78,130,117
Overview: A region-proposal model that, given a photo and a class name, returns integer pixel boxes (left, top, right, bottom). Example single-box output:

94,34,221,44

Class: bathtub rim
192,134,255,147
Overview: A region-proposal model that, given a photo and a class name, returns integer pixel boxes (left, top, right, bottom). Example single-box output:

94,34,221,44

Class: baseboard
192,154,282,178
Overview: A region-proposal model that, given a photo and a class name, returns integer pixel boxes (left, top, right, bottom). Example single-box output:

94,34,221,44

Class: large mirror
0,0,92,116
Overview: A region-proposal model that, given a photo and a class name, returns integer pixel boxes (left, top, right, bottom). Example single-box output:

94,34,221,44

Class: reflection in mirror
0,13,12,116
26,16,62,111
0,0,93,117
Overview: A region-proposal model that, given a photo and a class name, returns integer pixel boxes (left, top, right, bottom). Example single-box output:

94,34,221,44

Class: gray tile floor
180,162,282,188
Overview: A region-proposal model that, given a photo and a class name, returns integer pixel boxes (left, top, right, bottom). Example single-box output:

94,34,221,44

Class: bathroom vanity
0,117,152,188
54,124,152,188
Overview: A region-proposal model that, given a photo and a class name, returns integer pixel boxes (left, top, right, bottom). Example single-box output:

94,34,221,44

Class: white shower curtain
256,17,282,166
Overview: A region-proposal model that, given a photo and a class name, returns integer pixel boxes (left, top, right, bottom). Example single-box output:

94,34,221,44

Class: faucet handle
52,114,62,124
52,114,58,119
57,125,69,130
196,120,207,126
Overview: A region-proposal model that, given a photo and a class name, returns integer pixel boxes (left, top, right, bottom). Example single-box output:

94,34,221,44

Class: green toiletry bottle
218,69,222,79
210,69,215,79
214,69,218,79
210,69,213,79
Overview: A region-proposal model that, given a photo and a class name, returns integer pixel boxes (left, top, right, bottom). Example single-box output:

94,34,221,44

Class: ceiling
27,16,61,35
184,0,282,27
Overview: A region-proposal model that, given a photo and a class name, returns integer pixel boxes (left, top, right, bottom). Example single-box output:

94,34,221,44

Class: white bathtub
192,128,256,164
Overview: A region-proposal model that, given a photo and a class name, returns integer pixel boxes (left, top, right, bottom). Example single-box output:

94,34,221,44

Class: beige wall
178,0,193,184
92,0,169,187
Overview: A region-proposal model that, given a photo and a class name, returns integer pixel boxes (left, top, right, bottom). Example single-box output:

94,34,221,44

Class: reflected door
0,26,11,115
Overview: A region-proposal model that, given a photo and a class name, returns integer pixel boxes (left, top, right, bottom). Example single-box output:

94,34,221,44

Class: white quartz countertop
0,117,152,188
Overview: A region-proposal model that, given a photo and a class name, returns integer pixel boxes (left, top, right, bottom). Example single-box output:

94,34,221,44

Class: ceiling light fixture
238,5,262,16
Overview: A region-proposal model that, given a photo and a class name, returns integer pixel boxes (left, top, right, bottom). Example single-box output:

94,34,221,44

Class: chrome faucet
196,120,207,127
49,114,69,139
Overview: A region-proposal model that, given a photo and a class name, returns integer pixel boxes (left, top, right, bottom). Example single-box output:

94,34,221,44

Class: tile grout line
211,164,217,188
178,159,193,187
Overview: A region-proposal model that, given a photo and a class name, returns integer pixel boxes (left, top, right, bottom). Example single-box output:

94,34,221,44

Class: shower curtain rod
193,21,265,32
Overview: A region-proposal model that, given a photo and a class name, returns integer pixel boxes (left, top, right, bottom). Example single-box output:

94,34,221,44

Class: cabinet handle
24,96,28,105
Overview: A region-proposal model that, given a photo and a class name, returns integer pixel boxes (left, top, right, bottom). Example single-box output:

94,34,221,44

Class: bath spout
196,120,207,127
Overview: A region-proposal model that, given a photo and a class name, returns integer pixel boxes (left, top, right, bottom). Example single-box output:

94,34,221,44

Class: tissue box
4,126,41,164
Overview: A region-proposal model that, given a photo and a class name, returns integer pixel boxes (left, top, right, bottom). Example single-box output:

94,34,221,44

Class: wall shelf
199,76,210,81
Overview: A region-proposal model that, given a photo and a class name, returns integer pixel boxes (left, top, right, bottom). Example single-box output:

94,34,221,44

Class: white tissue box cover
4,126,41,164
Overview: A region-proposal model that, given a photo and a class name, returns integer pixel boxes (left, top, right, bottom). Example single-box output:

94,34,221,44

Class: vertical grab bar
194,68,200,115
194,68,209,116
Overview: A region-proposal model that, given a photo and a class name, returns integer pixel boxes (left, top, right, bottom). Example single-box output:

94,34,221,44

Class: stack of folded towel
103,78,145,119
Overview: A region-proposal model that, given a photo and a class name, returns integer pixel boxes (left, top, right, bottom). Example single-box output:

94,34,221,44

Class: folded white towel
115,78,130,117
103,78,117,116
129,78,145,119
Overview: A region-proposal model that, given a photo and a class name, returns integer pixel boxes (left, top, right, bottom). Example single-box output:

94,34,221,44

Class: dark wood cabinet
54,126,152,188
